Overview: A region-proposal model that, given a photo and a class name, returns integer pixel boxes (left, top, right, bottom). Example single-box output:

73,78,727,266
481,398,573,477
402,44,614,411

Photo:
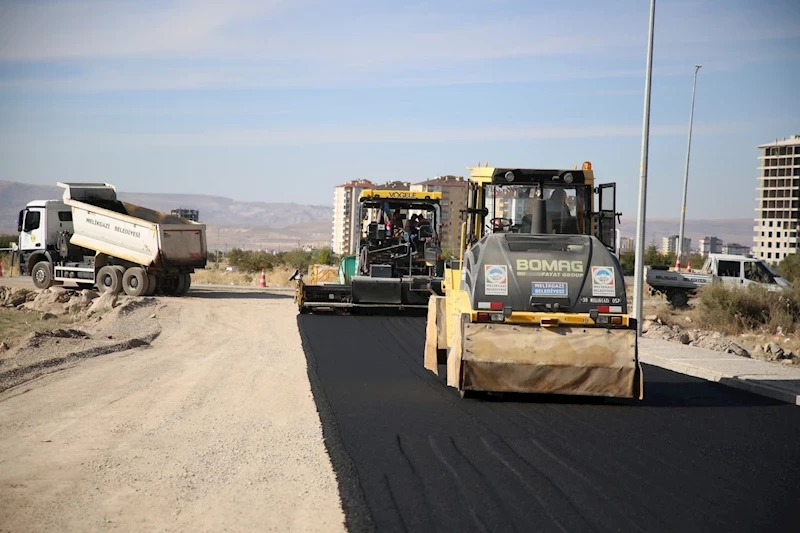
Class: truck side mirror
17,210,24,232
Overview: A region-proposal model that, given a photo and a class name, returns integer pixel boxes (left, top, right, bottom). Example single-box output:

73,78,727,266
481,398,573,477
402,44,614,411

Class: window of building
779,158,786,165
794,168,800,176
780,147,787,155
777,242,781,248
768,242,772,248
769,221,774,227
768,252,772,259
779,168,786,176
770,169,777,177
795,157,800,165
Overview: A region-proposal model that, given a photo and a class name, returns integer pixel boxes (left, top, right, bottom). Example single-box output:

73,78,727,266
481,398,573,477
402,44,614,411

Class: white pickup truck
17,182,207,296
646,253,790,307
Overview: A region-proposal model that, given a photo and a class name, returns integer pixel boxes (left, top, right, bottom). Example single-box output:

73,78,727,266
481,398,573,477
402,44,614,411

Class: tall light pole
676,64,702,269
633,0,656,336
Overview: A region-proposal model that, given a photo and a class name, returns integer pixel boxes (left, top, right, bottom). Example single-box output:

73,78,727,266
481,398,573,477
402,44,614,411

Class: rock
641,320,652,334
727,342,749,358
781,359,794,366
685,316,693,323
4,288,32,307
644,315,658,321
672,325,681,333
88,292,118,314
679,332,691,345
150,314,157,319
712,332,722,339
0,341,9,352
40,312,57,320
768,342,784,358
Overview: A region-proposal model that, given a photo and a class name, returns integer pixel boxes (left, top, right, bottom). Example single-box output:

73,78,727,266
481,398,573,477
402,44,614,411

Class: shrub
695,282,800,334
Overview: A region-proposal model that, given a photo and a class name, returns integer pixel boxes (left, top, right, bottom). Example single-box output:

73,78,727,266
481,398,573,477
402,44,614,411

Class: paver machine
424,162,643,399
294,189,445,313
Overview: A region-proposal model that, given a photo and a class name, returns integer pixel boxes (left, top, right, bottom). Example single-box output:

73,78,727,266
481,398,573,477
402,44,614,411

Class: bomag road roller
424,162,643,399
293,189,445,313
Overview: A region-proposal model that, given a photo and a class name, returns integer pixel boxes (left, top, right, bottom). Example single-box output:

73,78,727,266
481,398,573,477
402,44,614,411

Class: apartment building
618,236,634,254
698,236,722,256
332,179,376,255
753,135,800,265
661,235,691,255
722,243,751,256
411,175,468,255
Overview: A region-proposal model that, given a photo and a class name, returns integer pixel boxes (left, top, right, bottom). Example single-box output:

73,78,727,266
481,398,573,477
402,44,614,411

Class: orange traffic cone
674,256,681,272
258,269,266,288
686,260,693,273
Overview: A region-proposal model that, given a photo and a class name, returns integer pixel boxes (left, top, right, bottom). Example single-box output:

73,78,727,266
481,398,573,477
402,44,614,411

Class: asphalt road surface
298,314,800,533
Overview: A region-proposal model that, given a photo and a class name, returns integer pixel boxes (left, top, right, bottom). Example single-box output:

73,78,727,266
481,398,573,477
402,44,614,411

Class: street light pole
633,0,656,337
676,64,702,269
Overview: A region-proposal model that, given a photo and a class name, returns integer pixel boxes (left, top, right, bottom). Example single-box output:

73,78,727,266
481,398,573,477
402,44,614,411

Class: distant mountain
618,218,754,248
0,180,332,235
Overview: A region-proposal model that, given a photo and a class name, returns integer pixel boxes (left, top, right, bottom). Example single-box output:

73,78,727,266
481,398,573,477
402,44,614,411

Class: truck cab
701,254,790,289
17,200,75,276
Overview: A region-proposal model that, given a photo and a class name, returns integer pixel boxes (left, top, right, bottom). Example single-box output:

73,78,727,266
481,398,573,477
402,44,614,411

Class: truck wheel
122,267,150,297
667,290,689,308
32,261,53,289
145,274,158,296
176,272,192,296
97,265,122,294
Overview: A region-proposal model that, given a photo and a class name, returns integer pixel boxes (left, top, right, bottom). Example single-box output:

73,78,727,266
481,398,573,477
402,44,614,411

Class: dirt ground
0,281,345,533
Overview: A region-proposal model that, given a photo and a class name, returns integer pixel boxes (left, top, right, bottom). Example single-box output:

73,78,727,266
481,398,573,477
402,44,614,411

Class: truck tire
32,261,53,290
145,274,158,296
174,273,188,296
176,272,192,296
122,267,150,297
97,265,122,294
667,289,689,308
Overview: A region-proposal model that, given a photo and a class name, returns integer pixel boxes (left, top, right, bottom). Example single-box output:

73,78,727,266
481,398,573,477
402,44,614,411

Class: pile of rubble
642,314,798,365
1,285,145,318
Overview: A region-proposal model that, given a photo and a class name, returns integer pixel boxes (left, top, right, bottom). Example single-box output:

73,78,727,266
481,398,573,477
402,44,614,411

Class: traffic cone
258,269,266,288
686,260,693,273
674,256,681,272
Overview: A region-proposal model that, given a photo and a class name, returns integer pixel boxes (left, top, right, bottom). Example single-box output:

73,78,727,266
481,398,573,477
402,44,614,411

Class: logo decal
484,265,508,296
591,266,616,297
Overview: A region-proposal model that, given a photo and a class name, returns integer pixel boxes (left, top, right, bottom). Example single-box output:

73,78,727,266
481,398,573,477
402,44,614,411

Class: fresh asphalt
297,314,800,533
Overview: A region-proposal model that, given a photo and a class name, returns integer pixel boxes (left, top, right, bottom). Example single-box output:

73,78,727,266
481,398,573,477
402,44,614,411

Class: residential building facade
753,135,800,265
332,179,376,255
411,175,468,255
618,236,634,254
661,235,691,255
698,236,722,256
722,243,751,256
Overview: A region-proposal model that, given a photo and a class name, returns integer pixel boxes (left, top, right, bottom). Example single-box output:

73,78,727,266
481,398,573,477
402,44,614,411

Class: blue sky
0,0,798,220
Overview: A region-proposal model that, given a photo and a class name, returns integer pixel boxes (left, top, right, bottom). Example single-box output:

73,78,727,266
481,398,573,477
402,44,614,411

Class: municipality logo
486,266,507,284
593,267,614,285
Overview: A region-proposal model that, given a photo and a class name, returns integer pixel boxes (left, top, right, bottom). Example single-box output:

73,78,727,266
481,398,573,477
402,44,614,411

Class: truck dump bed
59,182,207,268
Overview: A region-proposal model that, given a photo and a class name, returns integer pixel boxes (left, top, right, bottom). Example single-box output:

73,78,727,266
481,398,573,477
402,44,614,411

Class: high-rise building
661,235,691,255
332,179,376,255
753,135,800,265
618,236,634,254
411,175,468,255
698,236,722,256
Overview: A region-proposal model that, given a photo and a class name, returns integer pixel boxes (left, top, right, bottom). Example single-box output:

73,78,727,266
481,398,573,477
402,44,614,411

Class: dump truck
17,182,207,296
424,163,643,399
293,189,444,312
647,253,790,307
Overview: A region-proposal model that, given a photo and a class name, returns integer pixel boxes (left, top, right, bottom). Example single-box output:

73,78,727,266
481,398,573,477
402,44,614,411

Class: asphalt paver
298,314,800,533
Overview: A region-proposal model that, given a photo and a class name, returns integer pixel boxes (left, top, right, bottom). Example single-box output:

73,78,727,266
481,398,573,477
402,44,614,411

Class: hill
0,180,332,235
618,218,754,249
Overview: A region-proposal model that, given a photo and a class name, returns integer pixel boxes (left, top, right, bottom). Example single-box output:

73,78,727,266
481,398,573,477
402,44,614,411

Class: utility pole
676,64,702,270
633,0,656,337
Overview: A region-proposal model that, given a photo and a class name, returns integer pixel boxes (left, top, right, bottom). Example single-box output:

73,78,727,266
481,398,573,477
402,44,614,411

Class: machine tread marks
31,261,53,290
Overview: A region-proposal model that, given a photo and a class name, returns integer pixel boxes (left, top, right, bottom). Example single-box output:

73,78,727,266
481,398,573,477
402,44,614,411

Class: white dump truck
646,253,790,307
17,182,207,296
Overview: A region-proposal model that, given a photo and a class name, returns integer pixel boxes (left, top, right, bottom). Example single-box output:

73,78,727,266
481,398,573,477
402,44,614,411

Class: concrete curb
640,353,800,406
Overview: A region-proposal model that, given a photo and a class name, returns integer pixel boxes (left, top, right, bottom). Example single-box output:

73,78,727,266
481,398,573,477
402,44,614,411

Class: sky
0,0,798,220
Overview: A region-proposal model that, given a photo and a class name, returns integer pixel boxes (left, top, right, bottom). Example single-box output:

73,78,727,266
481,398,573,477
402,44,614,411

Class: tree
311,247,335,266
618,251,635,276
777,253,800,282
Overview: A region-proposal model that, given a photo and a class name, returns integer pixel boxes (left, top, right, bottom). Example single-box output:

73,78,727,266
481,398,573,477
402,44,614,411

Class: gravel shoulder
0,285,345,532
